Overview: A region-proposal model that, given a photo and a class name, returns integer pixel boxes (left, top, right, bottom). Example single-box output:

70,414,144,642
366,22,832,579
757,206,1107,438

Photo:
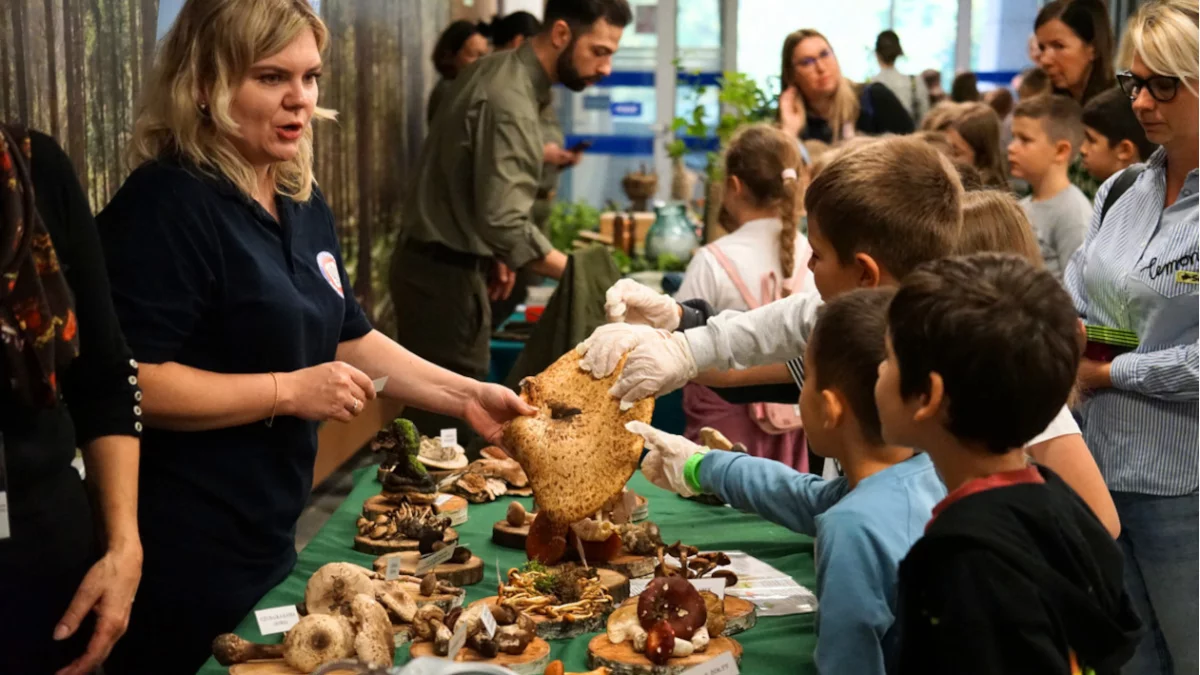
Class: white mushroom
282,614,356,673
350,594,395,668
305,563,376,617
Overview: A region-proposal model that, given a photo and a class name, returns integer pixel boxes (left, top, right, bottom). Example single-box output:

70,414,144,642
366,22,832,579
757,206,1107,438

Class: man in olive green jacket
392,0,631,445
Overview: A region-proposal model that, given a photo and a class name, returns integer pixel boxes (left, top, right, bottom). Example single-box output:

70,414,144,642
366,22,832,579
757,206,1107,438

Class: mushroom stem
211,634,284,666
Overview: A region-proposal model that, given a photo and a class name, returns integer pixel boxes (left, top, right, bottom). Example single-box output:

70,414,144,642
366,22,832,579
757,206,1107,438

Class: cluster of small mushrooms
355,503,451,550
440,447,530,503
606,577,726,665
425,603,538,657
655,543,738,587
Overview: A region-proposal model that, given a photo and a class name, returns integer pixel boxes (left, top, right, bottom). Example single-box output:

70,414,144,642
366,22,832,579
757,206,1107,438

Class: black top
98,159,372,573
801,82,915,144
892,466,1142,675
0,131,139,568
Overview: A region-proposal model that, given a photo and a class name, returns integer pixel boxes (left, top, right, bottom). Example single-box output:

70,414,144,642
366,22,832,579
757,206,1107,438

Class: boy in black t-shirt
875,253,1142,675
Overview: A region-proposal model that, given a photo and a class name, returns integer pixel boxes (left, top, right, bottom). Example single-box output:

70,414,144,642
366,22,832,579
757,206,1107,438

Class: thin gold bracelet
267,372,279,427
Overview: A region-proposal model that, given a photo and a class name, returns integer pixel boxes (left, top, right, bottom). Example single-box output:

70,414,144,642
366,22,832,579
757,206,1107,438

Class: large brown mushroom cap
305,563,376,617
282,614,356,673
636,577,707,641
350,594,395,667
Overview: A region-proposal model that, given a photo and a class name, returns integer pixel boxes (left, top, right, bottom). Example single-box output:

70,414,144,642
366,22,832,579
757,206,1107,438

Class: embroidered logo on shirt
316,251,343,298
1177,270,1199,285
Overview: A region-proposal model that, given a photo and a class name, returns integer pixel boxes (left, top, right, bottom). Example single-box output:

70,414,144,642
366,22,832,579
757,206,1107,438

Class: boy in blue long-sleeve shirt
629,288,946,675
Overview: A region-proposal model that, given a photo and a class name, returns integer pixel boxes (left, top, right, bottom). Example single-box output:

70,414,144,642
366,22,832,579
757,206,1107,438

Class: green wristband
683,450,709,495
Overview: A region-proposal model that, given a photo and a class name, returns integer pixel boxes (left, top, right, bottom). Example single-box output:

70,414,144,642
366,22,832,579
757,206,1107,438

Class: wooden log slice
600,554,656,580
492,519,532,550
371,552,485,586
506,486,534,497
410,637,551,675
586,635,742,675
721,596,758,636
594,567,631,604
352,527,459,555
363,493,469,525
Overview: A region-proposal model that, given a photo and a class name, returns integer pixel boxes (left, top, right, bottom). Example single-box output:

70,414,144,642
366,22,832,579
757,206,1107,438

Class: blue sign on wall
610,102,643,117
582,95,612,111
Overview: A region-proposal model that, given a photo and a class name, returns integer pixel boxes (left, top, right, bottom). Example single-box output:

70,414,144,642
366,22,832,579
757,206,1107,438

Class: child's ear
853,253,883,288
1115,139,1138,164
1055,139,1075,165
821,389,844,430
912,371,945,423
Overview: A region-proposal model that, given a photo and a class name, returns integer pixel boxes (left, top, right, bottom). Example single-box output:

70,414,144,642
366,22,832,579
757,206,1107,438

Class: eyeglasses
1117,71,1182,103
794,50,833,69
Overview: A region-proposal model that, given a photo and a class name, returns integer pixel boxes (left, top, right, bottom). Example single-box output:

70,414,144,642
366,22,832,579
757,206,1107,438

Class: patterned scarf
0,125,78,408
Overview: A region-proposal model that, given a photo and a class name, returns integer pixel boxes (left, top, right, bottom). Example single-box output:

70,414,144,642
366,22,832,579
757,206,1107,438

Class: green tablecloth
197,470,818,674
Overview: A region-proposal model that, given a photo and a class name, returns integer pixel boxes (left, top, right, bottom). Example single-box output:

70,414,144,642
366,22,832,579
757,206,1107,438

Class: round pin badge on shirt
316,251,344,298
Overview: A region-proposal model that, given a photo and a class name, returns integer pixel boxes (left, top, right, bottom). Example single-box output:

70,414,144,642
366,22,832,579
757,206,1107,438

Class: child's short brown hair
888,253,1081,453
957,190,1044,265
1013,94,1085,157
1081,86,1157,162
810,288,896,445
804,136,964,280
1017,67,1052,100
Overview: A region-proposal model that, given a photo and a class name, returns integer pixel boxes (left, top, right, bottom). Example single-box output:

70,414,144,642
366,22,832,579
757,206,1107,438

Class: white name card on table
447,621,468,659
681,650,738,675
385,555,403,580
480,603,498,637
416,545,457,575
440,428,458,448
629,578,725,599
434,493,454,506
255,605,300,635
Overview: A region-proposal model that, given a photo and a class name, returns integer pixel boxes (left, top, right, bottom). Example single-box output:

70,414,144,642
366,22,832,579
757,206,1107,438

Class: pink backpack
704,243,805,435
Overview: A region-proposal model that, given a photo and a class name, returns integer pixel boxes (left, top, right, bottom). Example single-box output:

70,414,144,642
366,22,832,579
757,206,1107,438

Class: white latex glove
626,421,705,497
576,323,668,378
605,279,682,330
611,332,698,410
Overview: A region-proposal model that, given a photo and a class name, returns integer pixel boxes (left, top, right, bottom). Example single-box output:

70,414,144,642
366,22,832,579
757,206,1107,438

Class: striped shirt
1064,149,1199,496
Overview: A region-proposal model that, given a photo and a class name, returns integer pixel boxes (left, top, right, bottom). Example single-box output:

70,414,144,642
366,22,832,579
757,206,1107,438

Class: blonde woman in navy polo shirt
96,1,535,672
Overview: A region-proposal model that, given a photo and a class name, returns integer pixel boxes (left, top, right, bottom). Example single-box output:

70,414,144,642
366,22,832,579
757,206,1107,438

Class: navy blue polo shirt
98,159,371,579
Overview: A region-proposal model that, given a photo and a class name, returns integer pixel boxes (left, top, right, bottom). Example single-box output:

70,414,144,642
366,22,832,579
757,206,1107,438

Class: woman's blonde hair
129,0,334,202
780,29,860,142
723,124,806,288
1118,0,1199,95
951,102,1008,189
957,190,1044,265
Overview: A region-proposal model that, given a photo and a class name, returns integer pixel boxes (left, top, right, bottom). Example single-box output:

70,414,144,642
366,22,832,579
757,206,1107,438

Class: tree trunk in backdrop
11,0,30,124
63,0,87,179
354,1,375,313
140,0,157,86
43,0,60,138
0,6,13,120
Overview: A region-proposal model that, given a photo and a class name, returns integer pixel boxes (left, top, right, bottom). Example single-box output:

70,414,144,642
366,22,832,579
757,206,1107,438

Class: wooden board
410,637,551,675
507,486,533,497
363,493,469,526
618,595,755,637
229,662,361,675
371,552,485,586
586,635,742,675
492,519,532,550
352,527,459,556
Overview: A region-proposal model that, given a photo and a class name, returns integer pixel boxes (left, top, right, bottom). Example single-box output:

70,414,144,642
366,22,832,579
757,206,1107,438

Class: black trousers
390,244,491,453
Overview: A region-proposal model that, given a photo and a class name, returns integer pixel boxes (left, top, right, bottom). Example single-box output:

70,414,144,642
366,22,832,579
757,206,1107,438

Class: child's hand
605,279,682,329
626,421,707,497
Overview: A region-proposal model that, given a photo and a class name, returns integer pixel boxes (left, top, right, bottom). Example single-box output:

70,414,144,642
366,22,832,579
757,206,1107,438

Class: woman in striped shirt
1064,2,1198,672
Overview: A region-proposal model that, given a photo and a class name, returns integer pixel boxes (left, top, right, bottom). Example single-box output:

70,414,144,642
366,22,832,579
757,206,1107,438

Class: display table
196,470,818,674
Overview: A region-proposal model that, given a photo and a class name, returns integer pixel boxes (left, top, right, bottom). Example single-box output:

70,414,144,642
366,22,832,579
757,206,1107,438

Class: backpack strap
704,244,761,310
1099,166,1145,225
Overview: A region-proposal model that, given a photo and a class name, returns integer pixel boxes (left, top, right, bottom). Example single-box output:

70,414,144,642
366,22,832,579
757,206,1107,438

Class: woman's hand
54,542,143,675
779,86,804,138
279,361,376,422
1077,358,1113,392
462,382,538,447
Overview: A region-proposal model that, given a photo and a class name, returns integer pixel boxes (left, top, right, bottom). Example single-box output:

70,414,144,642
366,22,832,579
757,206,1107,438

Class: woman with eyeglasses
777,29,914,145
1064,2,1198,673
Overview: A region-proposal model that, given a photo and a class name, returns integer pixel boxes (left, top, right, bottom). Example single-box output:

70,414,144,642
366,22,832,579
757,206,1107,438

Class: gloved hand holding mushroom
604,278,683,329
